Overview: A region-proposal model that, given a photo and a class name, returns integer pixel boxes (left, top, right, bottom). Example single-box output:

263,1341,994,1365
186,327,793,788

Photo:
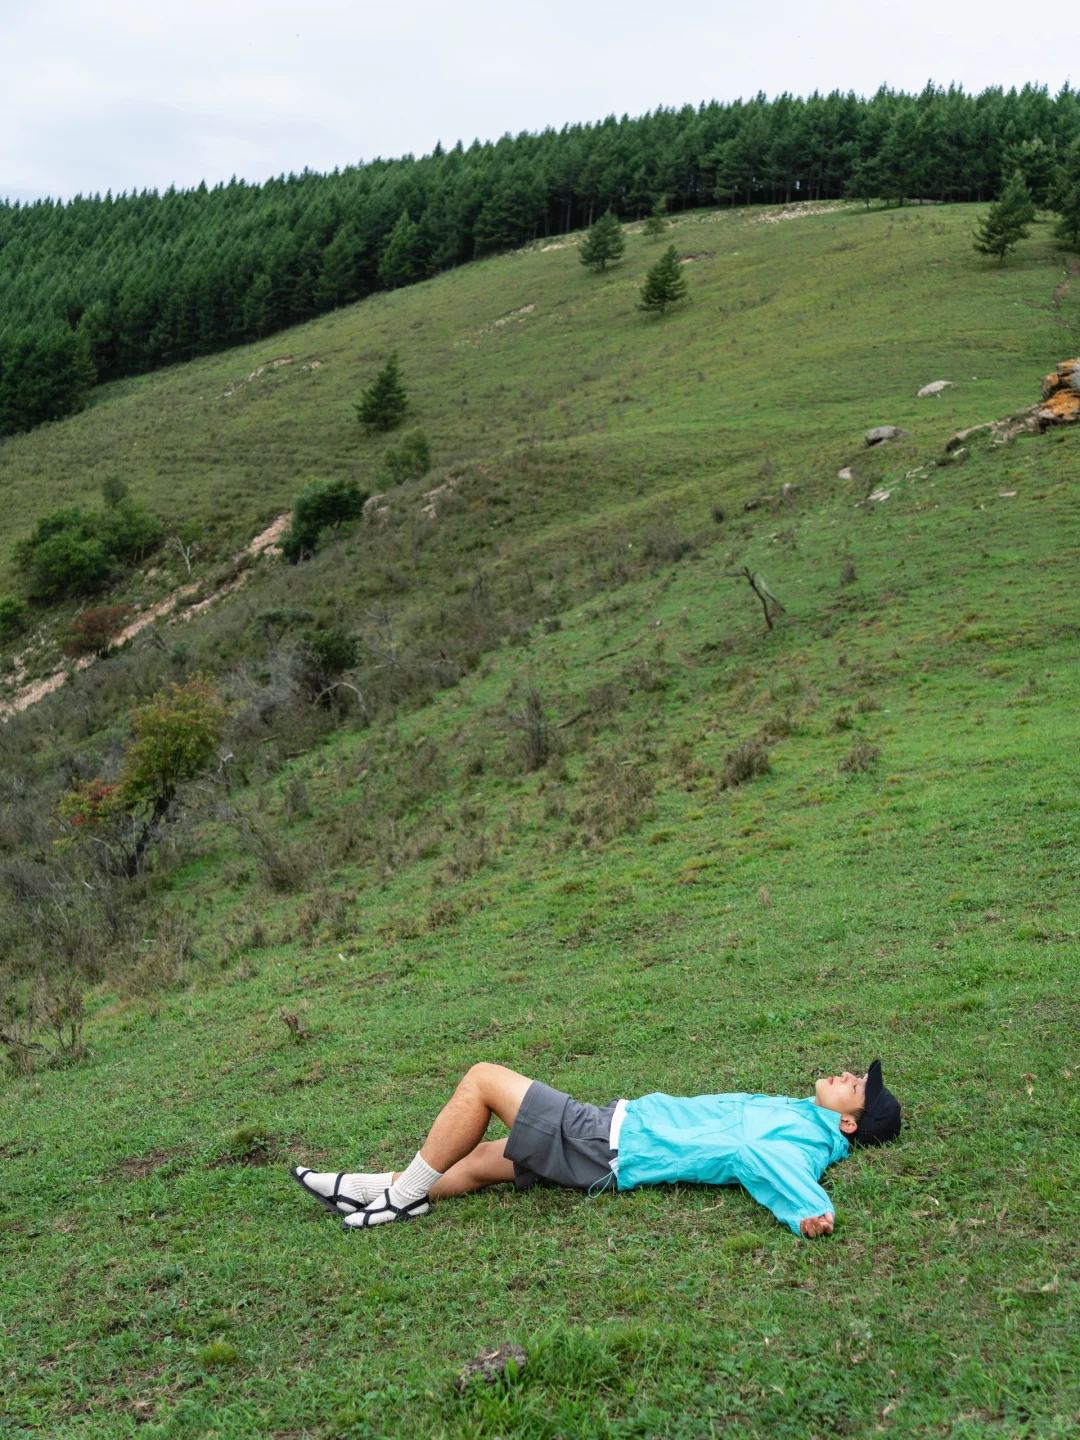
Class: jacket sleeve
731,1142,834,1236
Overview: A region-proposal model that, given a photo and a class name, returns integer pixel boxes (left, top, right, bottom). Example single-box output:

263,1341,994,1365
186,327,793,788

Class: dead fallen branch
724,567,786,631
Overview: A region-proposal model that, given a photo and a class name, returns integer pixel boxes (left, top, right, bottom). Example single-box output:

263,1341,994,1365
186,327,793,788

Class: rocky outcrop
1039,359,1080,424
945,359,1080,451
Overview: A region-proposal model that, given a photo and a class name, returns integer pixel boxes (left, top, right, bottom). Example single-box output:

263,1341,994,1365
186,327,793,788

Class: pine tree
355,353,408,433
579,210,625,272
642,197,668,239
377,211,424,289
638,245,688,317
845,156,881,211
1050,136,1080,253
973,171,1036,262
1005,136,1057,208
316,224,365,309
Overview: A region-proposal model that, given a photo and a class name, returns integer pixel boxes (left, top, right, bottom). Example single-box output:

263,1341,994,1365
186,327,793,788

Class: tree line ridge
1,81,1078,440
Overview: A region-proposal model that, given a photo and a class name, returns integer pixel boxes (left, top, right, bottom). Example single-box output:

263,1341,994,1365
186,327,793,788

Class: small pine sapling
973,172,1036,263
638,245,688,317
642,197,668,239
355,353,408,432
579,211,626,273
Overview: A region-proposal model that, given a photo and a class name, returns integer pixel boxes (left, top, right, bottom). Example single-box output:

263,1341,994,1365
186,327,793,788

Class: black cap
852,1059,902,1147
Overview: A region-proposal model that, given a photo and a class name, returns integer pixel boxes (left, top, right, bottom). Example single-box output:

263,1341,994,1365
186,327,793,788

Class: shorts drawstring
588,1166,618,1198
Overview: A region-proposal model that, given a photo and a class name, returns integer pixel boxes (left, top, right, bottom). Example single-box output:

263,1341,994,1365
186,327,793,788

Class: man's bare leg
412,1063,533,1174
427,1138,515,1197
293,1063,528,1218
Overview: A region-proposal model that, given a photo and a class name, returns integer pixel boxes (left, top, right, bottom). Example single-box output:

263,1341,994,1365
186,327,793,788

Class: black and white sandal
291,1167,364,1215
341,1189,432,1229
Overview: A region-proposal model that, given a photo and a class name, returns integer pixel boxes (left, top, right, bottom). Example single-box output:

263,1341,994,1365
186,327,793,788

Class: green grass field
1,202,1079,1438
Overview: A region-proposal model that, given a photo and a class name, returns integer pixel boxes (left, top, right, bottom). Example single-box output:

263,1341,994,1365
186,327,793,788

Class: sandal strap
358,1189,428,1226
292,1167,361,1212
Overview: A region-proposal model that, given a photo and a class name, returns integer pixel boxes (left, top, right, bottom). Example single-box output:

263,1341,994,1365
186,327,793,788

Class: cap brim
865,1058,884,1106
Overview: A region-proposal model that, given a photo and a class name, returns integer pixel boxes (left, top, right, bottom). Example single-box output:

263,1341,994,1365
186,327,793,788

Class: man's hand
799,1213,834,1238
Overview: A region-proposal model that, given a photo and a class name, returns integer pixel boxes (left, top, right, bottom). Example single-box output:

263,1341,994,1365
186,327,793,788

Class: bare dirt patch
1052,259,1080,314
119,1148,185,1180
222,356,294,399
752,201,855,225
456,304,537,348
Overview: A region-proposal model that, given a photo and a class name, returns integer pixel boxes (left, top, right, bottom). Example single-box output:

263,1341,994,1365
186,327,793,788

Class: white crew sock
299,1169,394,1208
386,1152,442,1207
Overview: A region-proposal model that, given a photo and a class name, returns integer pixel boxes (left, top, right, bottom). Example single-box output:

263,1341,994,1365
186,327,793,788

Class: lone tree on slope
356,353,408,432
579,210,626,273
973,172,1036,263
638,245,688,317
642,197,668,239
1050,136,1080,253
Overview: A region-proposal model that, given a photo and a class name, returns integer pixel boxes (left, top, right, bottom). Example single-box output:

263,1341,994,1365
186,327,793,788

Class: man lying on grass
291,1059,901,1238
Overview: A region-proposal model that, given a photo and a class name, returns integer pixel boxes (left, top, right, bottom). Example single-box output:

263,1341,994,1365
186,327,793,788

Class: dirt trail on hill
0,513,291,722
1052,259,1080,313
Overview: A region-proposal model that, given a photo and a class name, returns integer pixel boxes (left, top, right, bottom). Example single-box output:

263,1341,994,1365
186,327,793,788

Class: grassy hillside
1,203,1079,1439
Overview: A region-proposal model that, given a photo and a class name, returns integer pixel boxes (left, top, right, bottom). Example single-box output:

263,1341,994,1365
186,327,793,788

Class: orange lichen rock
1039,388,1080,424
1037,359,1080,425
947,360,1079,450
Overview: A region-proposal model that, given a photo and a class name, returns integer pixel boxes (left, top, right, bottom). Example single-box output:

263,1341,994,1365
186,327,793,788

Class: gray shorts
504,1081,620,1192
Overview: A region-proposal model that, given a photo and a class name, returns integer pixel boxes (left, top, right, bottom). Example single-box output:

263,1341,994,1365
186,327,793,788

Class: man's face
815,1071,867,1120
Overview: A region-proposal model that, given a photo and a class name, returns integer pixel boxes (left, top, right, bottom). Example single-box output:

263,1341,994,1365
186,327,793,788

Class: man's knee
464,1061,503,1093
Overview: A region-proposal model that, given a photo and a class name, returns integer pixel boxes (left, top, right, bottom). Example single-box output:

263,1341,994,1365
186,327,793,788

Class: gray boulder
865,425,908,447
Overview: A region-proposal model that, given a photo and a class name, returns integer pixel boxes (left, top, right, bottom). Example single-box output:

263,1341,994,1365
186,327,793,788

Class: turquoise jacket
616,1092,850,1235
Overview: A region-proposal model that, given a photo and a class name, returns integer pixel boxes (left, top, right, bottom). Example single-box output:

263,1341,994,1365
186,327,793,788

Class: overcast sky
2,0,1077,203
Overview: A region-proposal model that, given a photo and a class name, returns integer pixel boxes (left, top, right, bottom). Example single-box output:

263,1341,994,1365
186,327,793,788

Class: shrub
58,674,227,877
840,739,882,774
63,605,132,658
381,428,431,485
123,675,227,810
296,628,360,704
506,688,559,773
15,499,162,599
95,499,163,564
296,886,352,943
25,529,111,599
230,812,317,893
282,478,368,562
427,896,459,931
121,905,197,996
721,737,772,789
573,743,655,842
0,595,27,637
